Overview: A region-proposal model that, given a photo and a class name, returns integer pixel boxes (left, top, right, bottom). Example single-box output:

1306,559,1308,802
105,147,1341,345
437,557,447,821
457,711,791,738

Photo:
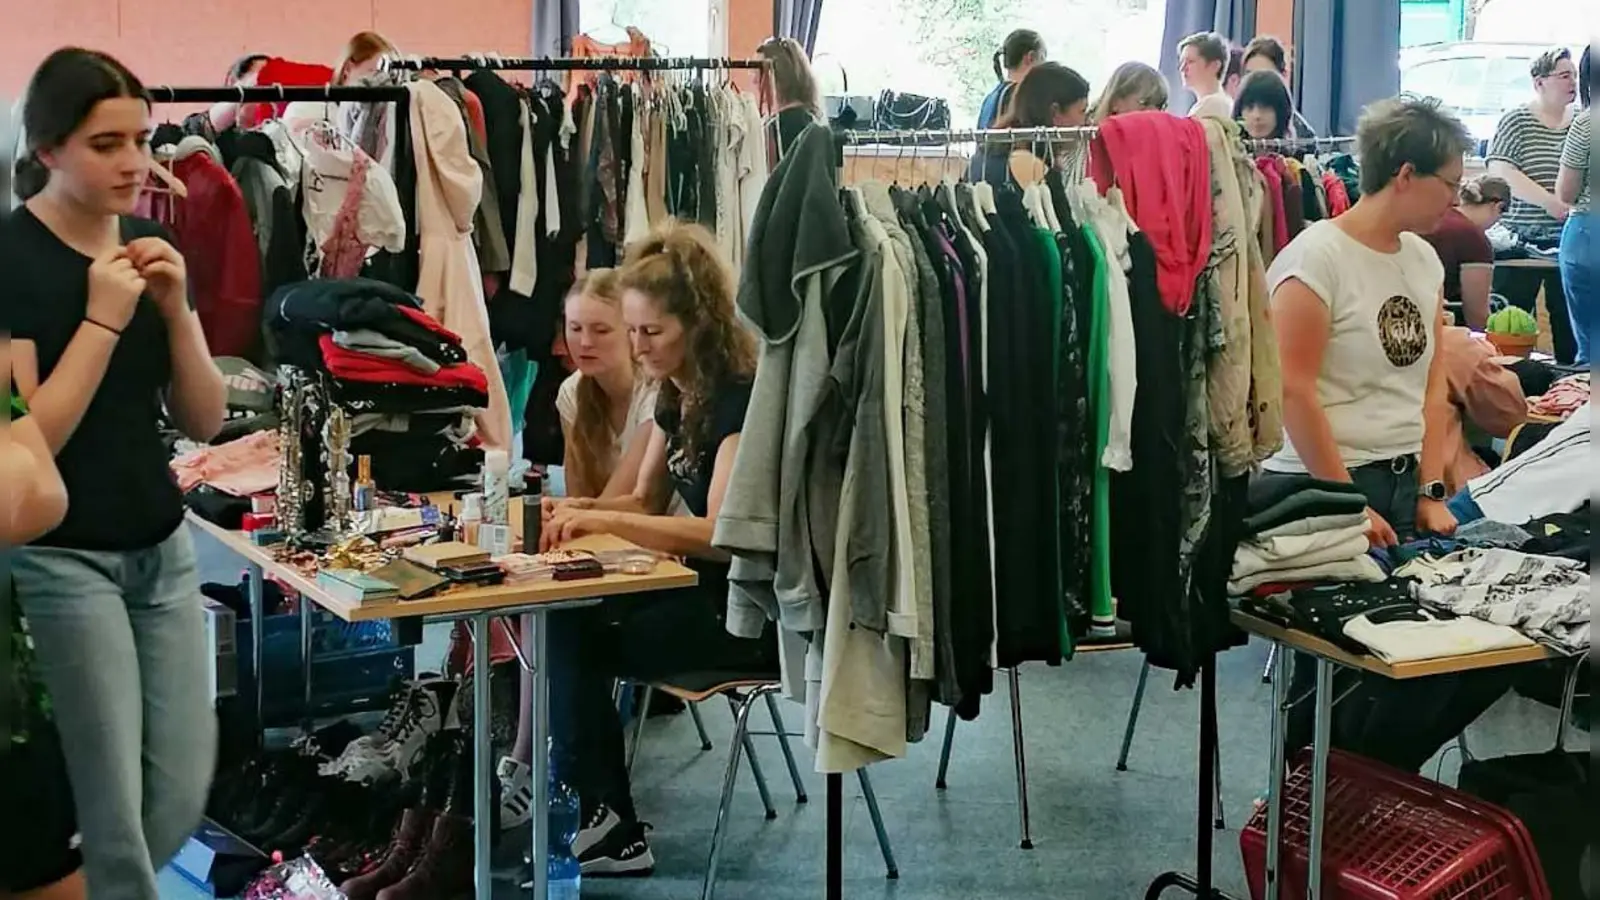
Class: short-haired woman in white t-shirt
496,268,663,826
1266,96,1520,773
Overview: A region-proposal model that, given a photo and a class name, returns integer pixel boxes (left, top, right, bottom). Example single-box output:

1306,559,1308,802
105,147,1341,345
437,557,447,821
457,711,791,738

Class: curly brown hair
564,268,635,498
617,221,754,466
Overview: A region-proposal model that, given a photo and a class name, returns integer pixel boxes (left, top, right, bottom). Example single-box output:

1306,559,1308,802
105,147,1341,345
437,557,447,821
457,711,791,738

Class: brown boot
376,812,473,900
340,808,436,900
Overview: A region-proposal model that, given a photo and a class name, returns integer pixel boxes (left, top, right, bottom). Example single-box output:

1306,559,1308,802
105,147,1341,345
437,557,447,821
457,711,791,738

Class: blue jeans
1447,487,1485,524
1559,212,1596,365
12,527,216,900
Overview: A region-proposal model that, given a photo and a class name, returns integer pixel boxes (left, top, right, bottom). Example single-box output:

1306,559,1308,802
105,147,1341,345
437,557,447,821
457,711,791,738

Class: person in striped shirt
1555,45,1595,364
1487,46,1580,362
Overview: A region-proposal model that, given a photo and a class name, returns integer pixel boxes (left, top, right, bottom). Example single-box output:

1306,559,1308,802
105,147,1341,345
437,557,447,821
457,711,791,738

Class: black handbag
821,65,875,131
872,89,950,132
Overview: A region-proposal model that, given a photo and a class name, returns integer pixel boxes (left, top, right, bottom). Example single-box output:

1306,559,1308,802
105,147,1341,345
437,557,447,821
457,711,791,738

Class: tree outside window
813,0,1167,127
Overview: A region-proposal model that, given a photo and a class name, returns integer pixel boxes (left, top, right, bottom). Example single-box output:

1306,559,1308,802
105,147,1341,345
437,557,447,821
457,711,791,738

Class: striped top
1488,104,1573,233
1560,111,1592,212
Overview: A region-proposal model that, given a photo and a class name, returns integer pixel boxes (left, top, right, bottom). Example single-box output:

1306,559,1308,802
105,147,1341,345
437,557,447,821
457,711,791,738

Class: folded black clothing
1247,473,1367,513
332,380,488,415
1242,488,1370,537
1242,578,1425,656
350,433,482,493
1521,508,1591,563
265,278,466,372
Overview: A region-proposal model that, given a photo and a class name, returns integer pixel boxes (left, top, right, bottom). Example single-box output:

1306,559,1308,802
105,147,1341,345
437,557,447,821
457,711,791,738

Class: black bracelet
84,317,123,337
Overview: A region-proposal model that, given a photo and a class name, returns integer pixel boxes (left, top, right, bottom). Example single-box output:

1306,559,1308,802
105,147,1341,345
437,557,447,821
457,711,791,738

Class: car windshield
1402,55,1533,117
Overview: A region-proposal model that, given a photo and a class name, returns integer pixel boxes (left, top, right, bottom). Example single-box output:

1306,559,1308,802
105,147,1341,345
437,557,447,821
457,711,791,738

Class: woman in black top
2,48,226,900
537,222,770,877
971,61,1092,185
757,37,823,158
1233,69,1294,140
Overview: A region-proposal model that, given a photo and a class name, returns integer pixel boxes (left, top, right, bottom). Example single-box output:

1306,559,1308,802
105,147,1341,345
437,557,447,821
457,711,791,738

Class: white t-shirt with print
1262,220,1443,473
556,371,659,482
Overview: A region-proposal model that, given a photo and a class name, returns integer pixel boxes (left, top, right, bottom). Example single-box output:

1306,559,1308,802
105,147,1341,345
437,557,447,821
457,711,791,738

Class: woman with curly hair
536,221,774,877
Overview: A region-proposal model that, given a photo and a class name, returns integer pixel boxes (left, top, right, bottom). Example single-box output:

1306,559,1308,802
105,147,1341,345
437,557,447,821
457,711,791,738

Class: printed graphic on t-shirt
1376,295,1428,366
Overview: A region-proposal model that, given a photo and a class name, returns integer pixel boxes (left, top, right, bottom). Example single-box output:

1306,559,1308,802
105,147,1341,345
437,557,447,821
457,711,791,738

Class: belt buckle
1390,456,1411,475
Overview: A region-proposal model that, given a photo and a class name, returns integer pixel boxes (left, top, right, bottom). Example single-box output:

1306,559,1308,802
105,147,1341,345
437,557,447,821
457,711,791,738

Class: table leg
1263,643,1290,900
472,614,493,900
1307,658,1335,899
247,562,265,744
528,611,551,899
299,592,314,726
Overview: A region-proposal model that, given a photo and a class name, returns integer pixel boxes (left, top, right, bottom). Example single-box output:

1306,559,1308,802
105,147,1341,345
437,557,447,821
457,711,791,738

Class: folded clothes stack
1230,473,1385,594
1398,547,1591,655
267,278,489,491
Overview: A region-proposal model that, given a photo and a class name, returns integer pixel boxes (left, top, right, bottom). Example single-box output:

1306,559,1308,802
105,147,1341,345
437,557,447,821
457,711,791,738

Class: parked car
1399,41,1582,151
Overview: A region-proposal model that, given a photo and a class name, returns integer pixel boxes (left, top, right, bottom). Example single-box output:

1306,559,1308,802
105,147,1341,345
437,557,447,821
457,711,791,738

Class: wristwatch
1420,480,1448,502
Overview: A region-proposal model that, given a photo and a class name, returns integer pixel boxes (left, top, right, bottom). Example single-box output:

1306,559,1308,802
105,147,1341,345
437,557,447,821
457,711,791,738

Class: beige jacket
1200,119,1282,475
408,80,512,450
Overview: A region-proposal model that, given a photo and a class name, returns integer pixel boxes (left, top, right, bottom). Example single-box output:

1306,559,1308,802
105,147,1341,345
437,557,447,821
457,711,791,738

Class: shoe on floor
497,756,533,829
578,821,654,877
571,802,621,859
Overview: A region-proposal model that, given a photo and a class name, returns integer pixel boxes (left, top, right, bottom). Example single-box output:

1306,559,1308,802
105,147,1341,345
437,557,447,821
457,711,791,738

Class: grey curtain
774,0,825,57
1293,0,1400,137
530,0,582,57
1158,0,1257,112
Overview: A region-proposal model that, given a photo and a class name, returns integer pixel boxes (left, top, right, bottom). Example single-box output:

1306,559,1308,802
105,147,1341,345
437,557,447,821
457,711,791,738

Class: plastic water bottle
547,752,582,899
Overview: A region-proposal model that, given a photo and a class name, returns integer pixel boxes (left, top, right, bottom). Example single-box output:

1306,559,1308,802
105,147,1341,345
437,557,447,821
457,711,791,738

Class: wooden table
186,510,696,900
1231,610,1562,900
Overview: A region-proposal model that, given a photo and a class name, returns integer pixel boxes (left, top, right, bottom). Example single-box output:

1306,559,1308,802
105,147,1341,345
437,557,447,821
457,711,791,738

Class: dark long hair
994,62,1090,129
992,29,1046,82
1581,44,1594,108
14,48,149,201
1233,70,1293,139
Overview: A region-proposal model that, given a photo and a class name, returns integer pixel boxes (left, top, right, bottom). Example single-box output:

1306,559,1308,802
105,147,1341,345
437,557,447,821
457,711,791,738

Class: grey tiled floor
163,525,1581,899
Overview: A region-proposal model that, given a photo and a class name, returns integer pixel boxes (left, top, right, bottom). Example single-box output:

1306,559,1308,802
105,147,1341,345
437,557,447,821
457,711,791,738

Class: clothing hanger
147,147,189,199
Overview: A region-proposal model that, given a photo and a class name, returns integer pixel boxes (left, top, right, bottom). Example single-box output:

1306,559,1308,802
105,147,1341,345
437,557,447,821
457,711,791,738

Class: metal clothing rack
1241,134,1358,153
379,54,769,72
836,124,1098,147
145,84,412,103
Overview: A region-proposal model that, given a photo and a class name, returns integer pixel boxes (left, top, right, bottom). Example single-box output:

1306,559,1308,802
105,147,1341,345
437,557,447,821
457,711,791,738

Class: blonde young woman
496,269,665,827
1091,61,1169,121
756,37,822,156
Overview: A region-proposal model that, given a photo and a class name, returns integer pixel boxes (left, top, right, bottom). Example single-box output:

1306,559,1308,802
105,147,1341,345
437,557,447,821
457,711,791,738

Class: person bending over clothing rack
1265,96,1523,772
1091,61,1169,121
536,223,775,877
1233,70,1294,140
1421,174,1511,330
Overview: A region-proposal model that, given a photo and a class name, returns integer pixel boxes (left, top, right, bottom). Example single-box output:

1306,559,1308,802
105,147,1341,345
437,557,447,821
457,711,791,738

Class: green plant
1486,306,1538,336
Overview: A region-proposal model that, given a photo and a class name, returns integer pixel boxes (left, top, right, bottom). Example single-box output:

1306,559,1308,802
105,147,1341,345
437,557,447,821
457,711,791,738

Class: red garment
319,334,490,393
1256,156,1290,253
459,89,488,146
396,304,465,344
239,59,337,129
141,153,263,358
1321,172,1351,216
1087,111,1213,315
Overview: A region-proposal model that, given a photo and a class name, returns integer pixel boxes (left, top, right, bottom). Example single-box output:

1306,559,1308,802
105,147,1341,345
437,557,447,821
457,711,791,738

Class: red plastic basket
1240,750,1549,900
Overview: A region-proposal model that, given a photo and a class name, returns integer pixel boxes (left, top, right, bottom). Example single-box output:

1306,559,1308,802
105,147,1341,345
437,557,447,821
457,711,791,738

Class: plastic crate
1241,750,1549,900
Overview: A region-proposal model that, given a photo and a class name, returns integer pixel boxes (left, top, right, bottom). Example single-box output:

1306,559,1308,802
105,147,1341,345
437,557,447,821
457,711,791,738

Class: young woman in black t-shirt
2,49,226,900
536,222,769,878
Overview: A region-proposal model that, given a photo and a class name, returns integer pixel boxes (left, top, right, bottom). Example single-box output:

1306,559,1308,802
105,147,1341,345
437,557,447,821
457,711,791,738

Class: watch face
1424,482,1447,501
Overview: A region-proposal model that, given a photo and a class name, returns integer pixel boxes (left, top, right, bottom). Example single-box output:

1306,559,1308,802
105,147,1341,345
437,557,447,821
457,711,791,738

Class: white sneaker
498,757,533,828
572,803,621,859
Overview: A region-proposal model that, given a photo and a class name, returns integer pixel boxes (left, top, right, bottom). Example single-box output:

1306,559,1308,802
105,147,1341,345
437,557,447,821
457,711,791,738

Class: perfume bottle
353,455,376,512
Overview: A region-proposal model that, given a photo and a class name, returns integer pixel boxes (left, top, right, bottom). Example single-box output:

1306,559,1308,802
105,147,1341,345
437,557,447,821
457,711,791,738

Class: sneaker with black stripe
578,821,655,877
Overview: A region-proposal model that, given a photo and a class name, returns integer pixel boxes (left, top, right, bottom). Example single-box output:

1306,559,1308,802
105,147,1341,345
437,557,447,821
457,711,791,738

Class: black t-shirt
0,209,185,550
657,378,753,519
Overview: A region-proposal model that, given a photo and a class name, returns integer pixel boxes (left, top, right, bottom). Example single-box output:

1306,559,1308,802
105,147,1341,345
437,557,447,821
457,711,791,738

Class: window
578,0,719,59
812,0,1169,128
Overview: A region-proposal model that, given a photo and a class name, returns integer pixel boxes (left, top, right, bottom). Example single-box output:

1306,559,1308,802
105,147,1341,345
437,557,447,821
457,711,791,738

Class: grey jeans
12,526,216,900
